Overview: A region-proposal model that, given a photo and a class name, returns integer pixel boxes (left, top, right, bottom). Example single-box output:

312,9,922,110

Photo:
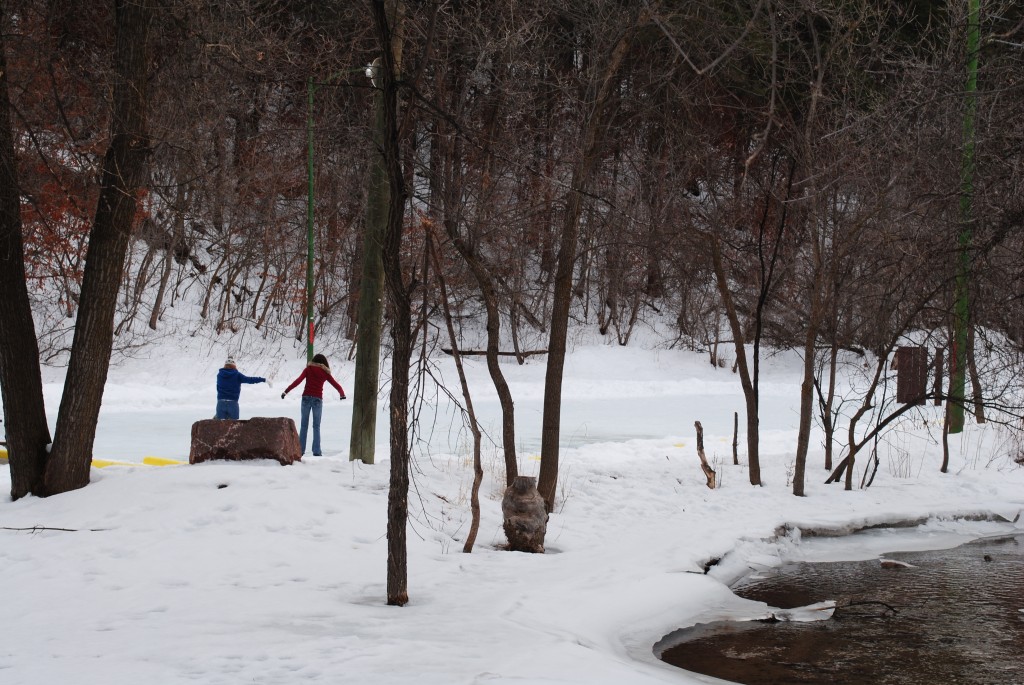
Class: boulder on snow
189,417,301,466
502,475,548,553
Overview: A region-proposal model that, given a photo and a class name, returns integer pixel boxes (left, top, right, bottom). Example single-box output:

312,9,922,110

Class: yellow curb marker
1,449,182,468
143,456,184,466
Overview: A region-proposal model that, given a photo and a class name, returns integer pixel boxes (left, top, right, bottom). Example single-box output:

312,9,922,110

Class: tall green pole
349,66,387,465
950,0,979,434
305,76,316,363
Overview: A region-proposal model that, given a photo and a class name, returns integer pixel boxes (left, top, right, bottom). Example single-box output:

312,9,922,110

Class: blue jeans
299,395,323,455
215,399,239,420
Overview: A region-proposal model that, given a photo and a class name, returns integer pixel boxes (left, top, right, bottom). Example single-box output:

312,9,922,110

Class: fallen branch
825,454,850,484
441,348,547,358
2,526,110,533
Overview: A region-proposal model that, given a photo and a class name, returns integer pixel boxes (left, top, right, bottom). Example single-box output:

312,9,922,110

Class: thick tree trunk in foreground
0,10,52,499
44,0,152,495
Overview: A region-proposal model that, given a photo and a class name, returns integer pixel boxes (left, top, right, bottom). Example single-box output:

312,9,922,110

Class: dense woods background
2,1,1024,499
1,0,1018,352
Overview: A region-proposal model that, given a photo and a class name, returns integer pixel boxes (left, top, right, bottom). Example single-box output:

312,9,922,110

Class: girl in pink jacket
281,353,345,456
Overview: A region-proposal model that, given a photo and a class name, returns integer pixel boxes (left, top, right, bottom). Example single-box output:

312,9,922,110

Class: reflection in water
659,535,1024,685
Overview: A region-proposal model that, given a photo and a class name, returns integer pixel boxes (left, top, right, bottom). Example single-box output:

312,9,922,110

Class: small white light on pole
366,57,382,88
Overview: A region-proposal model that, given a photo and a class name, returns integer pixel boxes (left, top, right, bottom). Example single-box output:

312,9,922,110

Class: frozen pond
659,533,1024,684
84,393,753,462
24,342,809,463
75,360,797,462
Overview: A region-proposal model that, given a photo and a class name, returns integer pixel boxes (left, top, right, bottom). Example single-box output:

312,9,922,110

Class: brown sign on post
933,348,944,405
894,346,928,405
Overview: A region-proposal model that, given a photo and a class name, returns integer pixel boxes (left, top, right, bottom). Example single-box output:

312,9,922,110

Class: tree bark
0,9,52,499
45,0,152,495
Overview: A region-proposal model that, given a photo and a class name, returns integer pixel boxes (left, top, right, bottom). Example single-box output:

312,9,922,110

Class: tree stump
694,421,717,489
502,476,547,553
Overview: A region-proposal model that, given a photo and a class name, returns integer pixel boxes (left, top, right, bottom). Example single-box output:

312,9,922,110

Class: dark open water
659,534,1024,685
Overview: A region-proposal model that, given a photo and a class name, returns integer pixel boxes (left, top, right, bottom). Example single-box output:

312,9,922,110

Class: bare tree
0,1,52,499
44,0,153,494
429,232,483,552
539,3,646,513
370,0,414,608
1,0,153,497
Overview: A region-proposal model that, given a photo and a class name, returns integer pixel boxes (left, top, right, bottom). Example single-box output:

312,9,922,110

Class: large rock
502,475,548,553
189,417,301,466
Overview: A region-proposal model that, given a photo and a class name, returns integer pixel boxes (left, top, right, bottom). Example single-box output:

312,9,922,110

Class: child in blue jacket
215,357,266,420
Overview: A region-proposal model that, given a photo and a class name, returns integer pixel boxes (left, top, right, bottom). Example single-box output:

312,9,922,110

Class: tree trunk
372,0,411,607
200,252,228,320
792,318,819,496
732,411,739,466
446,230,519,486
822,338,839,471
349,88,387,465
967,324,985,423
941,391,951,474
428,36,518,486
430,236,483,552
45,0,152,496
538,21,638,513
121,245,155,335
0,12,52,499
708,234,761,485
149,247,175,330
794,251,824,495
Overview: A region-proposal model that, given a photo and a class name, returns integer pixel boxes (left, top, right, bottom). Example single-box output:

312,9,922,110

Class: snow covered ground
2,335,1022,684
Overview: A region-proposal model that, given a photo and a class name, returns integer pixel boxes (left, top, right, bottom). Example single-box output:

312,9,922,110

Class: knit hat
225,356,236,367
